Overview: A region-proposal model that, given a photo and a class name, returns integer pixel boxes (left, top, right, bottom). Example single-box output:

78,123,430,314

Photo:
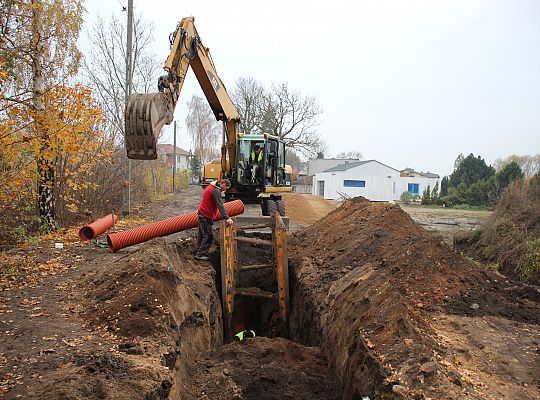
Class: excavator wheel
125,93,173,160
267,199,278,216
276,199,286,216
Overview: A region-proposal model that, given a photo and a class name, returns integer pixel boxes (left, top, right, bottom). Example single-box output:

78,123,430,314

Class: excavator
124,16,292,216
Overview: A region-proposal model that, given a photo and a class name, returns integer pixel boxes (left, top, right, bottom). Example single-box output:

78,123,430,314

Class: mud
289,196,540,399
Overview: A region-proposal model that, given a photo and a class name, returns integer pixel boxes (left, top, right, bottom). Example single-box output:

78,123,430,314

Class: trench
157,232,387,399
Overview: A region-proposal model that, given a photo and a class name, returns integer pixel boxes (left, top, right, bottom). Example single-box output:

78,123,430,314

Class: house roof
401,168,440,179
157,144,190,156
323,160,400,173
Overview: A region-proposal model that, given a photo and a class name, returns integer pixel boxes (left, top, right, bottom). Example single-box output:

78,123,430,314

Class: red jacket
198,182,229,220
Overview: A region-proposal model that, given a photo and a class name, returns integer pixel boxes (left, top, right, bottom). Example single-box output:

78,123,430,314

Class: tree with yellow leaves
1,0,87,232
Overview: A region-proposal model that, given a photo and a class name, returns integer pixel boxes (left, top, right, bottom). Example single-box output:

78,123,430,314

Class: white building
312,161,440,202
307,158,360,176
397,168,440,199
157,144,191,171
313,160,401,201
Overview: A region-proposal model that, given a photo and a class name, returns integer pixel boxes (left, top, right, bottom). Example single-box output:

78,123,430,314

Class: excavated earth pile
289,196,540,400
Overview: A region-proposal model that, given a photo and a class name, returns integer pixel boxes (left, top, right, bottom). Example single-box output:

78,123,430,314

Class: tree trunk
32,0,56,232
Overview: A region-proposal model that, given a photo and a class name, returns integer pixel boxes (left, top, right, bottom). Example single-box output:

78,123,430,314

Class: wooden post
271,212,289,323
219,219,237,342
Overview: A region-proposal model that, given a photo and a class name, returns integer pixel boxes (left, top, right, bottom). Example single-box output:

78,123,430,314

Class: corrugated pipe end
79,227,95,241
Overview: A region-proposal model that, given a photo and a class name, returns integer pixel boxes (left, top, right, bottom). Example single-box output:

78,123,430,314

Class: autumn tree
185,94,221,164
1,0,85,231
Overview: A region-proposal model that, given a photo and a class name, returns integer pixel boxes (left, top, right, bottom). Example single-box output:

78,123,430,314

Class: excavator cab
234,134,287,189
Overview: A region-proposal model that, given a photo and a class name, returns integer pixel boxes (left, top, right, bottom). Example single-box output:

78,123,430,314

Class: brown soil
2,190,539,400
289,196,540,399
282,192,336,225
181,337,341,399
0,188,341,399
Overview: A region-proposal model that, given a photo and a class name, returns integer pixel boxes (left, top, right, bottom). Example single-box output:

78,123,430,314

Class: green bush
400,191,419,203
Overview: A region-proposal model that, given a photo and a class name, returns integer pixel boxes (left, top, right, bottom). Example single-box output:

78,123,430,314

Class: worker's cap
254,145,261,151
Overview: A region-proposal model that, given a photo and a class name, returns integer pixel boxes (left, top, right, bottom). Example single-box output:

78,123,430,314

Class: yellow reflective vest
234,330,256,341
250,150,263,163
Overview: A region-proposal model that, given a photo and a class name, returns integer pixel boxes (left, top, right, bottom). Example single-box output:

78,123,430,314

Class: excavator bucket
125,93,173,160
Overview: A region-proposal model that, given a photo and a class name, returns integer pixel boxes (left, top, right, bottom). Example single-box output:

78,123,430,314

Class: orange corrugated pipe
107,200,244,252
79,213,118,241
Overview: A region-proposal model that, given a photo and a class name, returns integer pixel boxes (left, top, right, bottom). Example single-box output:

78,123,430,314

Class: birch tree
185,94,220,164
1,0,84,231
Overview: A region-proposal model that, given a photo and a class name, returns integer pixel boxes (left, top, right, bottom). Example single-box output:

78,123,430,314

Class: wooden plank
239,263,274,271
236,236,273,247
237,223,269,230
235,287,277,299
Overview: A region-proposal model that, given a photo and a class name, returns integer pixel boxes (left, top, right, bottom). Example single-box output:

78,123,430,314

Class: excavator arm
125,17,240,178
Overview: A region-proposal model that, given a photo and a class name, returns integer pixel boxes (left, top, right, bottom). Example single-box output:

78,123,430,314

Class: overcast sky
81,0,540,176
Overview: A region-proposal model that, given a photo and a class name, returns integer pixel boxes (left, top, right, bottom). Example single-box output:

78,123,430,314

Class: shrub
400,191,419,203
462,178,540,284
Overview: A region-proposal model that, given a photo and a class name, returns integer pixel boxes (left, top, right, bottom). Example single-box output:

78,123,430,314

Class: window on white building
408,183,419,194
343,180,366,187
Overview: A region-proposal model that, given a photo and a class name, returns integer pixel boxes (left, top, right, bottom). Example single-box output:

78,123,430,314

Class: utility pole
123,0,134,215
172,121,177,192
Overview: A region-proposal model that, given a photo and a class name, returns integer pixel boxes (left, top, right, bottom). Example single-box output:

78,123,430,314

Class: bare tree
83,12,160,144
231,78,323,157
493,154,540,177
335,150,363,160
231,76,264,134
257,82,323,157
185,95,221,164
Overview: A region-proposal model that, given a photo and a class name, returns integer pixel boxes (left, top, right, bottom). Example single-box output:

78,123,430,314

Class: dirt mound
282,192,336,225
28,237,223,399
181,337,341,399
289,196,540,399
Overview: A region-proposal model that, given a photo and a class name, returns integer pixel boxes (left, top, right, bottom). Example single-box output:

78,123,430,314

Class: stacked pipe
79,214,118,241
107,200,244,252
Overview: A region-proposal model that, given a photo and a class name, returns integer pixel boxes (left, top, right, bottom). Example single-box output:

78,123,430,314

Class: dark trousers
196,214,213,256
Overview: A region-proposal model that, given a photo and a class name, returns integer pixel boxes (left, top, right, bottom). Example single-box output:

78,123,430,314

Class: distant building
291,158,358,194
313,160,400,201
307,158,360,176
312,160,440,202
157,144,191,170
398,168,440,198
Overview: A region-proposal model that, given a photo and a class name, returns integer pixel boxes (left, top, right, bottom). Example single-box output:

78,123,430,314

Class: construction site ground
0,187,538,399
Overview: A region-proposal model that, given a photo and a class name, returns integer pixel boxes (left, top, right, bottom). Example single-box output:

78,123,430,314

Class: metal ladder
219,212,289,341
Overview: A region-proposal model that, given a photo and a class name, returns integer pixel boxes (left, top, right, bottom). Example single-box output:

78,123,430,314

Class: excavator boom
125,17,239,167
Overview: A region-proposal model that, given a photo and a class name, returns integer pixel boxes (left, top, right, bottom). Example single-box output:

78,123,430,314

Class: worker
250,145,263,164
234,329,256,341
195,179,233,261
249,145,264,183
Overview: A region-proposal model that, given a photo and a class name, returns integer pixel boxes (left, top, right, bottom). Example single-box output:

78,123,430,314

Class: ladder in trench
219,212,289,341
